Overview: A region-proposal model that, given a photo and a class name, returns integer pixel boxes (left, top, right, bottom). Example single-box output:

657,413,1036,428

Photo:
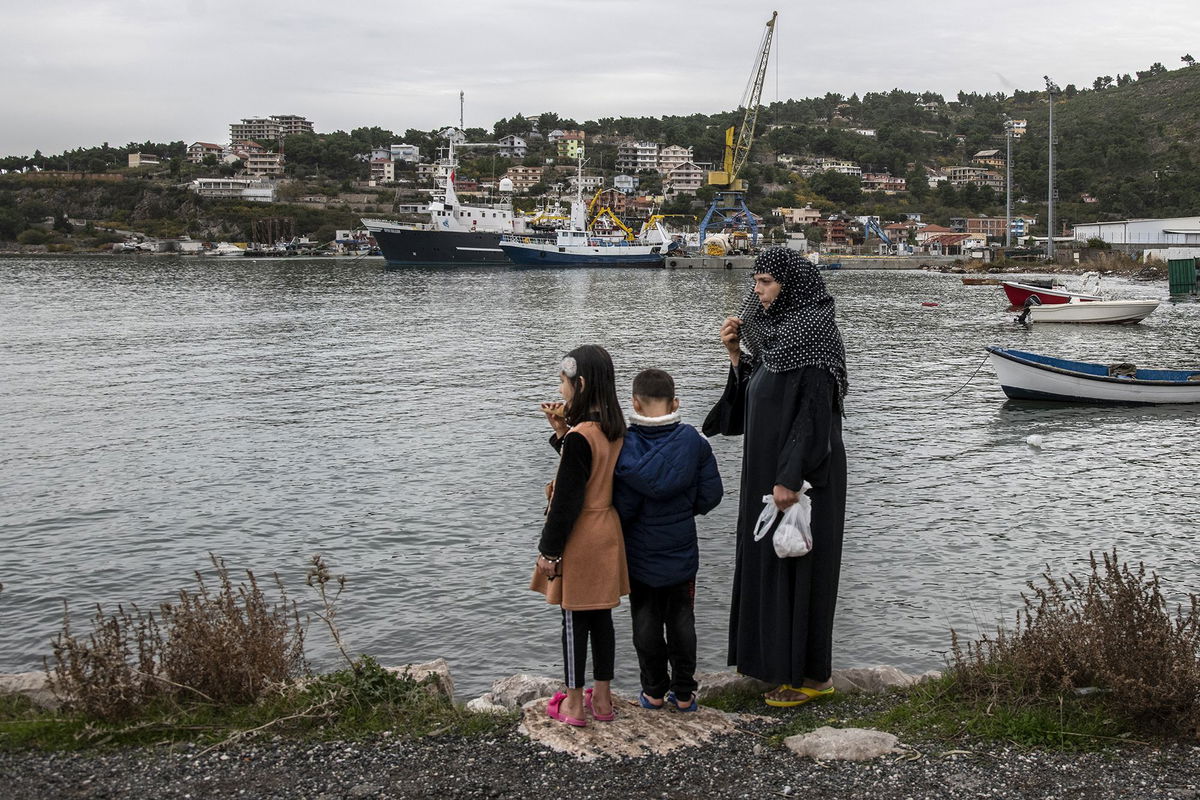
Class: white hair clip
560,356,578,378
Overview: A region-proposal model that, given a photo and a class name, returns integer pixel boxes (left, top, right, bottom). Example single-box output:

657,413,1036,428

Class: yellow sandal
764,684,835,708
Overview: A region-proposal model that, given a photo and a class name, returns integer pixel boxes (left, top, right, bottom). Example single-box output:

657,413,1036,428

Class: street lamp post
1044,76,1058,261
1004,118,1013,248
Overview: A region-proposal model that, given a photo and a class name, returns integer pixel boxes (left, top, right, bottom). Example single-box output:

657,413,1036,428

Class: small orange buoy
921,301,940,307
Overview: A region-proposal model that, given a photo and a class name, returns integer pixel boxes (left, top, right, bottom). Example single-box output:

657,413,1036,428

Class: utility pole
1044,76,1057,261
1004,117,1013,248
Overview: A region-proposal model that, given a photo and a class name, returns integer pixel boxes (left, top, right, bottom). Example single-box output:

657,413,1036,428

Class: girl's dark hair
563,344,626,441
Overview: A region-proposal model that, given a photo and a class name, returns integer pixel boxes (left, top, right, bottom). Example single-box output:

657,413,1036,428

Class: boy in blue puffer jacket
613,368,723,711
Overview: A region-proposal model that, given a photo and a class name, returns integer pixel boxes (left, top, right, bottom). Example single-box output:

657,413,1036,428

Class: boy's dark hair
632,368,675,401
563,344,627,442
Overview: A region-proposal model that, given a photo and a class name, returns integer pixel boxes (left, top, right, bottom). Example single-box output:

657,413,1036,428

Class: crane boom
708,11,776,191
699,11,777,247
730,11,776,186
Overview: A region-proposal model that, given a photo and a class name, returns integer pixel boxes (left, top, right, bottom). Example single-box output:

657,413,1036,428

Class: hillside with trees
2,58,1197,247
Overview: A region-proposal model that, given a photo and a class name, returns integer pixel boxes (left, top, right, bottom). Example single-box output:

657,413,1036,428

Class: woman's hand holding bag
752,483,813,558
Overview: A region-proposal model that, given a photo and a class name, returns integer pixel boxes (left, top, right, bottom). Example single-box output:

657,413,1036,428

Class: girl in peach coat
531,344,630,727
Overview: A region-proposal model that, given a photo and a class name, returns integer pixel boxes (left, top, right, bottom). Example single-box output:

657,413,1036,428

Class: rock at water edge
785,726,903,761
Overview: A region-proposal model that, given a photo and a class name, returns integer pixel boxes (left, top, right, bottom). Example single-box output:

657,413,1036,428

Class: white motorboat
1022,298,1159,325
986,347,1200,404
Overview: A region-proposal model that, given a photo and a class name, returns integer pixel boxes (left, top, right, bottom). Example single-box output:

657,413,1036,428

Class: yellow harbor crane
700,10,777,246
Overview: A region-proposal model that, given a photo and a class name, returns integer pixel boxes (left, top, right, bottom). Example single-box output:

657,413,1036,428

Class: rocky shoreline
5,664,1199,799
4,703,1198,799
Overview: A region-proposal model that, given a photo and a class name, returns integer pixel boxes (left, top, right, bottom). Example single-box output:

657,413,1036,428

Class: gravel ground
4,718,1200,800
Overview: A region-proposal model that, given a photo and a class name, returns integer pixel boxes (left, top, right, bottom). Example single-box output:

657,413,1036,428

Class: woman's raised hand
540,402,569,437
721,316,742,365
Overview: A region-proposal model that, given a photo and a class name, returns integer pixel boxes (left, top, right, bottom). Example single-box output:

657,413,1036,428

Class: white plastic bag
752,483,813,558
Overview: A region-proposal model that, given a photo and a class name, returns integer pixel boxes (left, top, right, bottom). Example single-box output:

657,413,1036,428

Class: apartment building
972,149,1005,170
815,214,855,244
592,188,630,215
390,143,420,163
242,151,285,177
664,161,703,196
807,158,862,177
568,174,604,193
186,142,225,164
944,165,1003,190
861,173,907,193
503,165,544,192
497,135,527,158
773,206,822,226
127,153,160,168
657,144,693,175
616,140,659,173
951,215,1038,237
230,140,267,159
370,158,395,183
229,115,313,143
556,131,585,160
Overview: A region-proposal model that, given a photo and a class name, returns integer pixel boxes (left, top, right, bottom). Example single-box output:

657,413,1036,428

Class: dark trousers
561,608,614,689
630,578,698,701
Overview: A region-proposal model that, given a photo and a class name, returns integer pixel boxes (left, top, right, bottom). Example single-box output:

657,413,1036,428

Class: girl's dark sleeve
537,431,592,557
775,367,836,491
702,356,755,437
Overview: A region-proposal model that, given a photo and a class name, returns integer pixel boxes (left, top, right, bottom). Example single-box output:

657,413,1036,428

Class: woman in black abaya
704,247,848,707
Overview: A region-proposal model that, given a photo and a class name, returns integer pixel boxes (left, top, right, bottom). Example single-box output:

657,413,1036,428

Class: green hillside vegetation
2,60,1197,247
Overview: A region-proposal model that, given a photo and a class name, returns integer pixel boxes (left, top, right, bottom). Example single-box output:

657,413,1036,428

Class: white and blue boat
498,155,677,268
986,347,1200,405
499,226,672,267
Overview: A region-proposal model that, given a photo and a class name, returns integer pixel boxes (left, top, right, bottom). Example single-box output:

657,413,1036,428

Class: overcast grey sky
3,0,1198,157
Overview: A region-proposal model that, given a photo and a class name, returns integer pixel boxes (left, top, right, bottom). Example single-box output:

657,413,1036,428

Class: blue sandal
667,691,699,712
638,691,665,710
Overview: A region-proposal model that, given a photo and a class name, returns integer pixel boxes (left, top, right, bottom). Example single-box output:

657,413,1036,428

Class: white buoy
1025,434,1044,448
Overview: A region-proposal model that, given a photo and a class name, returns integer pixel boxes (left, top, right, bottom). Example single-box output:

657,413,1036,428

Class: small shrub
48,603,165,720
950,550,1200,740
48,555,307,720
293,655,513,740
159,556,307,706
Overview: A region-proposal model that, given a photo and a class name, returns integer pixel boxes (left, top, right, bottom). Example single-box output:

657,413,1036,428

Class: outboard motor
1015,295,1042,325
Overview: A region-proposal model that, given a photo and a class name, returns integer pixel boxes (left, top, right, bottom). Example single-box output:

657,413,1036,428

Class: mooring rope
943,350,992,401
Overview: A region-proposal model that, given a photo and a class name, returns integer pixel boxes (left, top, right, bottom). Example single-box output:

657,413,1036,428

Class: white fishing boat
362,139,533,267
1022,297,1159,325
987,347,1200,404
499,226,672,267
498,157,675,268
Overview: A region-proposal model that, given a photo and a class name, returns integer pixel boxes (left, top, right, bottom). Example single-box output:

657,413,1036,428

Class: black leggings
561,608,614,689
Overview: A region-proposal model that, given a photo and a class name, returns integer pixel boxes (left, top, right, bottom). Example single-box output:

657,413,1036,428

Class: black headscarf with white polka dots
738,247,848,404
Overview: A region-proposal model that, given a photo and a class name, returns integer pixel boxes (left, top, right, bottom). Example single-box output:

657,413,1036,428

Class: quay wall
666,254,957,271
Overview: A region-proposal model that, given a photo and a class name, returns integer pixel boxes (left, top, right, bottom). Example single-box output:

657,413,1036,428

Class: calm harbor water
2,254,1198,697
